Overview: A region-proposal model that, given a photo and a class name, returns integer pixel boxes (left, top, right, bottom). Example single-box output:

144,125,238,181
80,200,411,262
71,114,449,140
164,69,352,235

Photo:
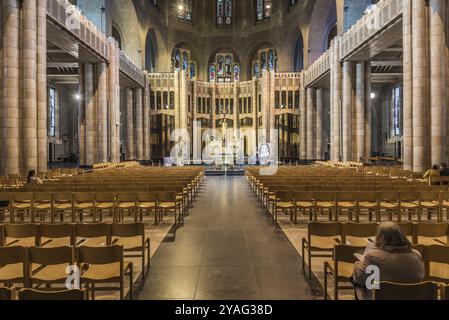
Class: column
97,63,108,163
364,62,372,159
233,81,239,131
354,62,366,161
143,73,151,161
1,0,20,176
21,0,37,174
429,0,448,166
315,88,324,160
330,39,342,162
36,0,47,173
135,88,144,160
412,0,429,172
306,88,315,159
342,61,353,162
78,64,86,166
108,38,120,163
211,84,217,130
84,63,96,166
299,81,307,159
126,88,135,159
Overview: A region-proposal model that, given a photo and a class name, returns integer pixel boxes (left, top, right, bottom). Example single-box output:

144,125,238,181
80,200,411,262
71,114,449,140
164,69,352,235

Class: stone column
429,0,448,166
316,88,324,160
21,0,38,174
300,82,307,159
78,64,86,166
330,39,342,162
143,74,151,161
412,0,429,172
84,63,96,166
108,38,120,163
233,81,239,130
342,61,353,162
211,83,217,130
135,88,144,160
126,88,135,159
402,0,413,170
306,88,315,159
36,0,47,173
354,63,366,161
97,63,108,163
1,0,20,176
180,71,188,130
364,62,372,159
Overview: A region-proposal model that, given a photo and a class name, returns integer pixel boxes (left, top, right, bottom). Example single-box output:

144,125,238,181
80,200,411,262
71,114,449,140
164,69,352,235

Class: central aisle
139,176,317,300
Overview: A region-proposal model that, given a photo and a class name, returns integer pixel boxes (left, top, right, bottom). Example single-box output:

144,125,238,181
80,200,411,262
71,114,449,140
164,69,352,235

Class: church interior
1,0,449,303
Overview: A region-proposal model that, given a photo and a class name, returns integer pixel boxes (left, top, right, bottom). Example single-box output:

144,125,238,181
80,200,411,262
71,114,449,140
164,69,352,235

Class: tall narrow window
393,86,402,136
49,87,57,137
177,0,192,22
217,0,233,26
255,0,271,22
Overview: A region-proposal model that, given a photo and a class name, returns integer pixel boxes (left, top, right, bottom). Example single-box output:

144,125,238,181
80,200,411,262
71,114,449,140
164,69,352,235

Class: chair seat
32,263,69,282
401,202,419,208
96,203,114,209
34,203,52,210
338,202,356,208
41,237,72,248
74,203,95,209
358,202,377,208
297,201,314,208
137,202,156,209
277,201,294,209
158,202,176,208
113,237,143,251
442,201,449,207
13,203,32,210
316,202,335,208
77,237,108,247
421,201,439,208
379,202,398,208
0,263,23,281
311,236,339,250
54,203,72,210
336,261,354,279
81,262,127,282
6,238,36,247
117,203,136,209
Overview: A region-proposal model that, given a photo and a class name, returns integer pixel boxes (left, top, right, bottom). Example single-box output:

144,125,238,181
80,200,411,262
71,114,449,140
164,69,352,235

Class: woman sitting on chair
27,170,43,185
351,222,425,300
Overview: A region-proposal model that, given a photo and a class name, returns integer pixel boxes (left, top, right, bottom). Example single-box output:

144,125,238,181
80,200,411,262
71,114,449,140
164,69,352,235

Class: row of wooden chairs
0,245,133,300
92,161,139,171
323,244,449,300
0,191,185,225
269,190,449,223
0,222,151,281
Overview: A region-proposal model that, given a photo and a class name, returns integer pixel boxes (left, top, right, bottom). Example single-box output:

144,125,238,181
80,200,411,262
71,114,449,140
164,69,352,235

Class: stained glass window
209,64,217,81
49,87,57,137
182,52,189,71
253,62,260,78
393,86,402,136
217,0,233,26
189,63,196,79
255,0,271,22
233,64,240,82
177,0,192,22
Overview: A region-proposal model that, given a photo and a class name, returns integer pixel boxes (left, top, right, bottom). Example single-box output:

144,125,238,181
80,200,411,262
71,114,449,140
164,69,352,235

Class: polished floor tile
138,176,316,300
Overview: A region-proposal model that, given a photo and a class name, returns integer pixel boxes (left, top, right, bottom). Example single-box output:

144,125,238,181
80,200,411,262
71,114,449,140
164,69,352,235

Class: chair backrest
95,192,116,202
77,245,123,265
0,287,11,301
0,246,27,270
334,245,364,278
296,192,314,201
53,192,73,202
426,245,449,283
137,192,157,202
4,224,38,243
372,281,438,300
74,192,95,202
313,192,335,202
111,223,144,238
415,223,449,245
357,191,378,202
33,192,52,202
19,289,85,301
28,246,74,266
336,192,357,202
398,222,415,240
379,191,399,202
116,192,137,202
158,191,176,202
308,222,341,238
342,223,378,246
75,223,110,241
276,191,294,201
12,192,33,202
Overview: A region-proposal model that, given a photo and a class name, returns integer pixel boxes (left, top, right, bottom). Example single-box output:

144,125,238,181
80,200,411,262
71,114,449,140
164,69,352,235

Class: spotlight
370,92,376,100
74,93,81,101
178,5,184,11
265,4,271,9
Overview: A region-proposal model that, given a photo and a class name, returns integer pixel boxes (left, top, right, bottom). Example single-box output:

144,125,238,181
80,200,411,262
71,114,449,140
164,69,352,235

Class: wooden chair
3,224,39,247
372,281,439,300
0,246,28,288
324,245,364,300
39,224,74,248
28,246,74,289
294,191,314,223
0,193,11,223
53,192,74,223
440,191,449,221
116,193,138,222
313,192,336,221
426,245,449,284
136,192,158,224
73,193,96,223
341,222,378,247
11,192,34,223
75,223,111,248
378,191,399,222
32,193,53,223
357,192,378,222
18,288,85,300
274,191,295,224
77,245,133,300
157,192,181,225
441,284,449,300
111,223,150,281
419,191,440,222
400,192,420,222
302,222,342,280
415,223,448,246
335,192,357,222
95,193,116,222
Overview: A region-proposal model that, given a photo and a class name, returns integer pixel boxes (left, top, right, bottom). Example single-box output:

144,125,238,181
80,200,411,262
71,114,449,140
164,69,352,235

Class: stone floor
138,176,319,300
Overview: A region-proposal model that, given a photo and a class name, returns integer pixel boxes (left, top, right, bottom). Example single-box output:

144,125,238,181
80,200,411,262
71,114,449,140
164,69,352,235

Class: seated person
440,163,449,177
27,170,43,185
351,222,425,300
423,165,440,179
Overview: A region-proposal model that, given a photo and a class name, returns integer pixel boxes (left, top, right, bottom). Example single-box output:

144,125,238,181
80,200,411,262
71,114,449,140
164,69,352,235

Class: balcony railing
46,0,108,60
119,51,146,87
304,50,330,87
339,0,402,59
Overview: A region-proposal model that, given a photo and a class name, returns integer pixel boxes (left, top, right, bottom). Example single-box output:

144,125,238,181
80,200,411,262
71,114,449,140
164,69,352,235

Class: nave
139,176,318,300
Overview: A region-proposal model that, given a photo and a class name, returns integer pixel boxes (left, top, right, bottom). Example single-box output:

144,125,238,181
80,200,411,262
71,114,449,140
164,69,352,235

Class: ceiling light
370,92,376,100
178,5,184,10
74,93,81,101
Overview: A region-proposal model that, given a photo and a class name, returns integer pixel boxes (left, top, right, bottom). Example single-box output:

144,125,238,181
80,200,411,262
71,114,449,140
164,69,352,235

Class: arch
324,24,338,50
111,24,123,49
247,41,277,78
293,32,304,72
145,30,158,72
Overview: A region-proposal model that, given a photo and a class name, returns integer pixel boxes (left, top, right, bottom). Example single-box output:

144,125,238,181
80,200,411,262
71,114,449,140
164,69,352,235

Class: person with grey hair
351,222,425,300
